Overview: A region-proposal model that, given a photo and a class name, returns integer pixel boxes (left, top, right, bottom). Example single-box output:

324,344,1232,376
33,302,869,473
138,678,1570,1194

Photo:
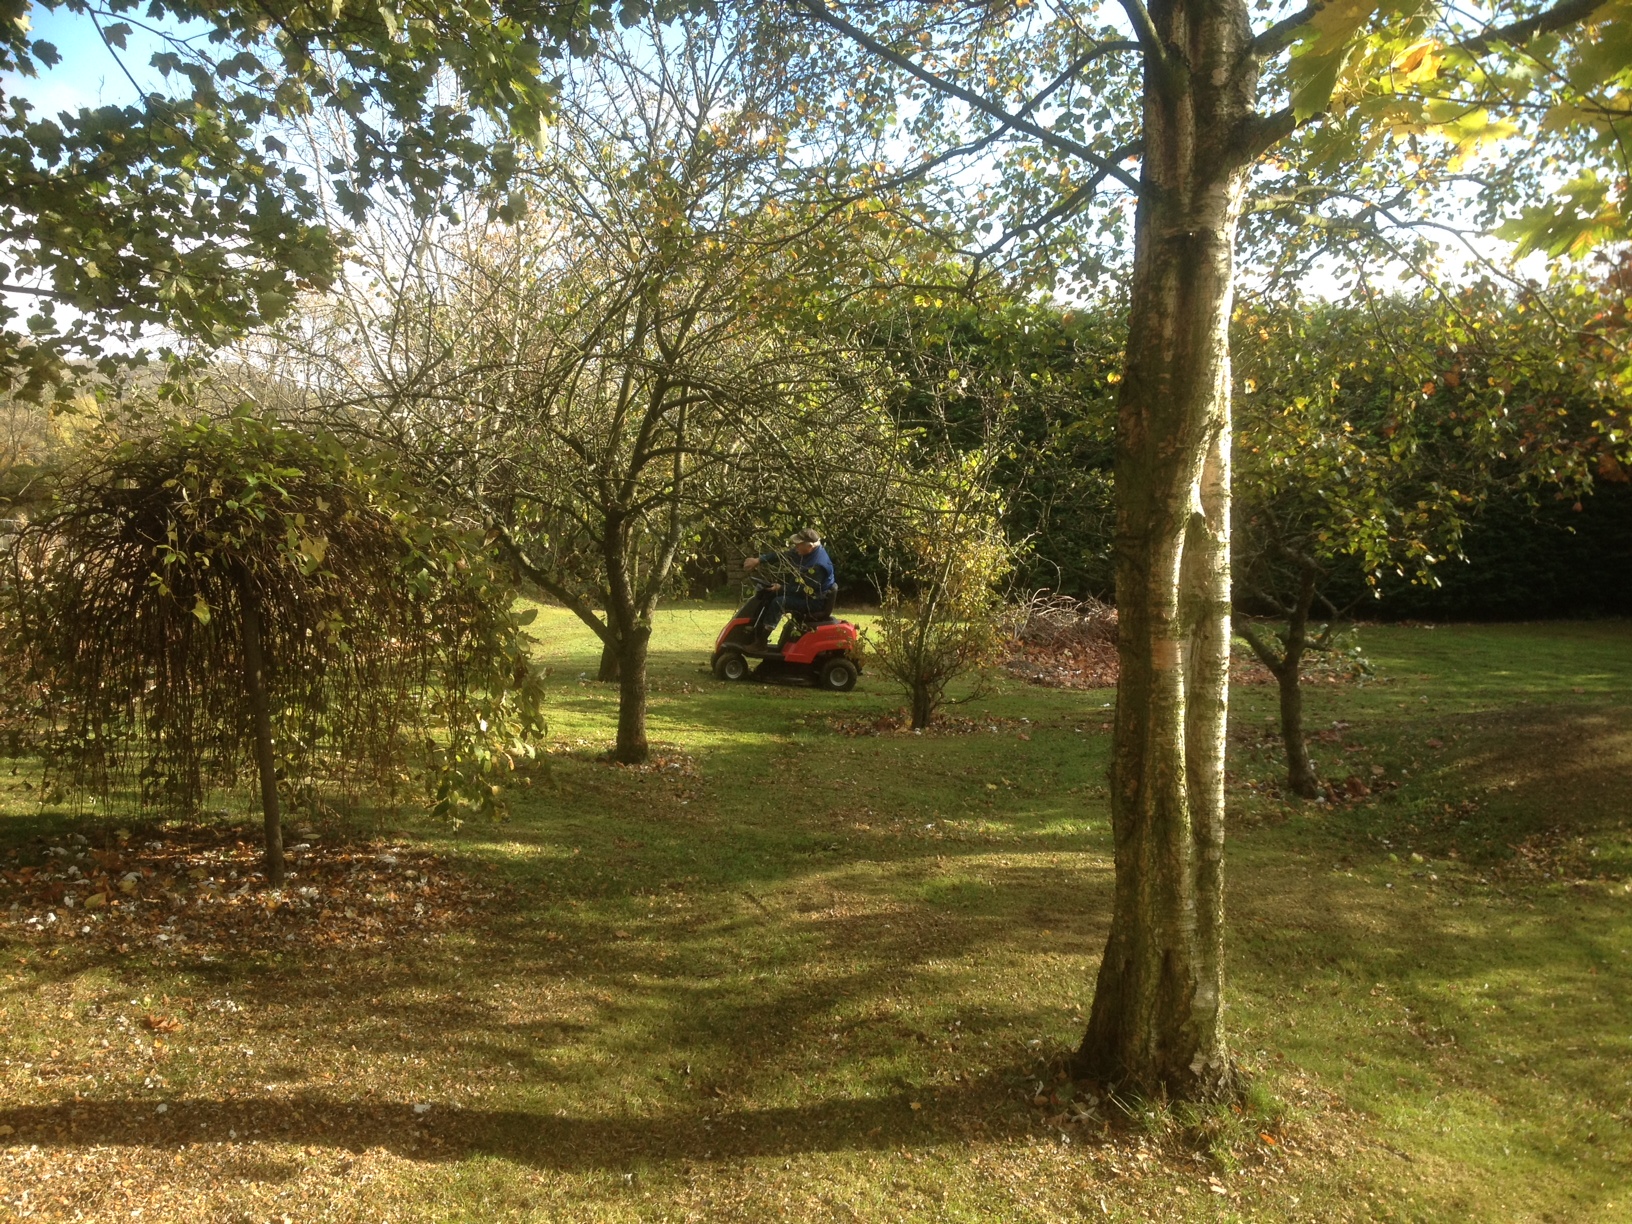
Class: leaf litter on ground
1,824,496,960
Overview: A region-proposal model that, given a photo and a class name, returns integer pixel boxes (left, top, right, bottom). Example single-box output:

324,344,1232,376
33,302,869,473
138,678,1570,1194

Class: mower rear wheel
714,651,751,682
819,657,858,692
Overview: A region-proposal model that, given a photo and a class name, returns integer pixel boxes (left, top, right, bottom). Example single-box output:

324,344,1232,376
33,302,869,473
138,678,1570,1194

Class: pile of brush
1003,592,1120,690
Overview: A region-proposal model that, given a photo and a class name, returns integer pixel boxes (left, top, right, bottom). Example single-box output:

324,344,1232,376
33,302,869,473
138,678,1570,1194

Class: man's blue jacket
759,544,836,603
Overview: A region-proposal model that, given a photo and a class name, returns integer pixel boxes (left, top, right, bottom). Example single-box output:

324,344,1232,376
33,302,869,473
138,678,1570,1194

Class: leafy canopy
0,0,652,398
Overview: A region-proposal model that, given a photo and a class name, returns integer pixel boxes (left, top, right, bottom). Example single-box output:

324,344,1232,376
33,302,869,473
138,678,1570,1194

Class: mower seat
780,588,840,640
798,586,839,625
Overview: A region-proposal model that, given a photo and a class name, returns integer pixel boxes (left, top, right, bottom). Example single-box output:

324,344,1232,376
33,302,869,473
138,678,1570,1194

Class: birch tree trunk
1073,0,1260,1100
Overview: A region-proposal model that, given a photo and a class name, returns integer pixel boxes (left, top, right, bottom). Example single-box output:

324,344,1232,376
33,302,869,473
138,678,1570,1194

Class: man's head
787,527,821,557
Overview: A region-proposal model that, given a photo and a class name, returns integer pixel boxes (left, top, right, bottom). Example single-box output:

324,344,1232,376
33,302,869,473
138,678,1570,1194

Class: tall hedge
1337,482,1632,620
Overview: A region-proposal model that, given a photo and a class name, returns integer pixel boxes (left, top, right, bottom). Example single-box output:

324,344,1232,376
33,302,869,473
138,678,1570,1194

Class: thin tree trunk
1277,660,1318,798
602,506,652,764
1240,566,1321,799
239,584,284,887
1074,0,1260,1101
910,682,934,730
1278,567,1319,798
611,623,651,763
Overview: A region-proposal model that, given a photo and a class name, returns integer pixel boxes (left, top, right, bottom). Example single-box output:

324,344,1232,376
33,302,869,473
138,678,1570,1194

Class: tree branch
1238,619,1289,677
1250,2,1322,59
858,37,1139,198
791,0,1146,198
492,526,610,643
972,140,1143,262
1459,0,1614,54
1240,103,1305,160
1118,0,1173,79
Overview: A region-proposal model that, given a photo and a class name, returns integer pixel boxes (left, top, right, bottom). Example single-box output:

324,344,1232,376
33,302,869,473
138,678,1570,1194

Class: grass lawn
2,606,1629,1222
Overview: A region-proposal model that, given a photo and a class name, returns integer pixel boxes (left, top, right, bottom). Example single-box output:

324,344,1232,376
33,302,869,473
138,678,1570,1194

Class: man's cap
787,528,821,546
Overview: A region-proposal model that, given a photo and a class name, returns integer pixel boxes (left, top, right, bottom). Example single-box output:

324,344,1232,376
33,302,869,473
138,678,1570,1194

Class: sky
7,3,190,114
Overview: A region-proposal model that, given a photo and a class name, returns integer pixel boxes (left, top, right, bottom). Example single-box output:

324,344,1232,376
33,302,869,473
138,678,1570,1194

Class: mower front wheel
819,657,858,692
714,651,751,682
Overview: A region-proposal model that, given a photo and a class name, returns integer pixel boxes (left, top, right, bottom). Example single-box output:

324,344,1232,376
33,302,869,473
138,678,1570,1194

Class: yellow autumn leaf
1392,40,1441,84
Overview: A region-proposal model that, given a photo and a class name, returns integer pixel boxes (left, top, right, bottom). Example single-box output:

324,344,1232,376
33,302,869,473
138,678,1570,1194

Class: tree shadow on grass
1229,829,1631,1115
1428,704,1632,872
1291,687,1632,860
0,1075,1037,1171
185,852,1109,1098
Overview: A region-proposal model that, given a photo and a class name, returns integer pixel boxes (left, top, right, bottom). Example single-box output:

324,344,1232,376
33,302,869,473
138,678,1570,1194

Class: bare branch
791,0,1146,198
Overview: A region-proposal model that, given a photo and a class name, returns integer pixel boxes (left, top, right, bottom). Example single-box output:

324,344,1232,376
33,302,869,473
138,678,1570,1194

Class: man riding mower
711,528,861,691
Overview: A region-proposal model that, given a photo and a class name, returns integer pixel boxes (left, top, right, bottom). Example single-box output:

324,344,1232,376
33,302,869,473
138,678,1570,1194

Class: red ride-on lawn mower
711,574,861,691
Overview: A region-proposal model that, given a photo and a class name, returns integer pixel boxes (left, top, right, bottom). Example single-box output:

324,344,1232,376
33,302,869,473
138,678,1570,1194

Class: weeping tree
1,412,544,884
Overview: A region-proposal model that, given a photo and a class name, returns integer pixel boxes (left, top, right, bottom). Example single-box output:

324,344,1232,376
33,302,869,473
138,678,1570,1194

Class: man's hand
769,583,782,592
743,557,760,571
